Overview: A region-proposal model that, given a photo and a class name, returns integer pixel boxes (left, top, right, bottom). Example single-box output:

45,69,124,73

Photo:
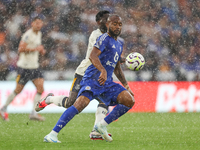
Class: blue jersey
83,33,123,83
78,33,126,106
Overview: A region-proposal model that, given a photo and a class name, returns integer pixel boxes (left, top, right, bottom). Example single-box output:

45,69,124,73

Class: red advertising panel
0,81,200,113
128,82,158,112
128,82,200,112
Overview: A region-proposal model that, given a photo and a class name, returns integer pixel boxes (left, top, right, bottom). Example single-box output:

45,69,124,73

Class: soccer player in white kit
35,11,119,140
0,17,46,121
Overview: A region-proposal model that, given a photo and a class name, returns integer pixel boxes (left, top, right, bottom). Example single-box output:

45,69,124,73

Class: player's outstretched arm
90,47,107,85
114,61,134,96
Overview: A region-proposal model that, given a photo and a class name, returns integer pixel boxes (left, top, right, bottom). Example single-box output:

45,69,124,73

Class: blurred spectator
0,0,200,81
0,24,6,47
53,46,68,71
0,44,18,80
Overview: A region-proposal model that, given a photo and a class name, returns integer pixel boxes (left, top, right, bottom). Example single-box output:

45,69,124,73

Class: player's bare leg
0,83,24,121
30,78,45,121
36,90,112,140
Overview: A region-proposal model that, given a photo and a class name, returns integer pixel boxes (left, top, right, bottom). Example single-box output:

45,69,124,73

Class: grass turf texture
0,113,200,150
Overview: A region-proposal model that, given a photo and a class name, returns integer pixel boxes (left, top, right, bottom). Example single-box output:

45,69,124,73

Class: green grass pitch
0,113,200,150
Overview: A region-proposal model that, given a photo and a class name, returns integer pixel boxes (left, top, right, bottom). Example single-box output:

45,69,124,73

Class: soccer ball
125,52,145,71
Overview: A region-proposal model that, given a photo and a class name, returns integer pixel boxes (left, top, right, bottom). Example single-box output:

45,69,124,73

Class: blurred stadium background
0,0,200,114
1,0,200,81
1,2,200,149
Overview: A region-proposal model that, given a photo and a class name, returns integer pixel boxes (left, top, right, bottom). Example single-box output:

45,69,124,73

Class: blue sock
104,104,131,124
53,105,79,133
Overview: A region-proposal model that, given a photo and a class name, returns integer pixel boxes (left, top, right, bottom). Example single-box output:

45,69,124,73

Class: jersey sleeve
89,31,99,47
94,34,108,52
21,32,29,43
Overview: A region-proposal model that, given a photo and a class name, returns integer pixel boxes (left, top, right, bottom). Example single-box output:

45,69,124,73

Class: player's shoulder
98,33,109,41
90,29,102,39
94,33,110,49
23,28,32,36
91,28,101,35
24,28,42,36
21,29,32,41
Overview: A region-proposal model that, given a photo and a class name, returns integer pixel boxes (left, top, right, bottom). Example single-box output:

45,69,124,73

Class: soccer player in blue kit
44,14,135,143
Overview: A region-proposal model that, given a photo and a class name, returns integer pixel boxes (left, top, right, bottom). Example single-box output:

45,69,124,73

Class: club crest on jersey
25,36,29,42
85,86,91,90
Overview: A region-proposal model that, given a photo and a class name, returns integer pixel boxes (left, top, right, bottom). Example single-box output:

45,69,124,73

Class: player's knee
14,89,21,94
124,95,135,108
118,91,135,108
14,87,23,94
37,89,44,94
73,96,90,113
129,96,135,108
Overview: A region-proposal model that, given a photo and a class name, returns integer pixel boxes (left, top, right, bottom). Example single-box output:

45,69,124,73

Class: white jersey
17,28,42,69
75,29,103,76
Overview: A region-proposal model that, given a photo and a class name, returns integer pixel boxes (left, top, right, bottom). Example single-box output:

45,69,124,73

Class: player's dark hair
32,16,43,22
96,10,110,22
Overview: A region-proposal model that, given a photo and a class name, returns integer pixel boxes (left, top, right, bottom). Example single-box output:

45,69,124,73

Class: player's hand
36,45,46,55
40,49,46,55
125,85,134,96
98,69,107,85
36,45,44,52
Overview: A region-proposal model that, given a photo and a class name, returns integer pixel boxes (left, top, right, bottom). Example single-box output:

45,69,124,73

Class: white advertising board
0,81,99,113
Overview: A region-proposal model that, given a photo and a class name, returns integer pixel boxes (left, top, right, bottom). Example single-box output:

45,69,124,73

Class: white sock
2,91,17,111
100,119,109,126
33,93,41,110
50,130,58,136
93,106,108,129
46,96,66,106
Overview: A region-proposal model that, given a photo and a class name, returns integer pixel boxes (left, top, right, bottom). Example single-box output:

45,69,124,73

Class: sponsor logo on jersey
106,60,116,68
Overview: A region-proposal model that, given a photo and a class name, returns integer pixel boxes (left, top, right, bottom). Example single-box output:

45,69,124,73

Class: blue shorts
77,79,126,106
